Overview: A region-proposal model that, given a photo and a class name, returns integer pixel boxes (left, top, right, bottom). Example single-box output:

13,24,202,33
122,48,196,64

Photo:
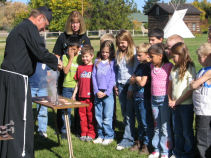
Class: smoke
47,70,59,103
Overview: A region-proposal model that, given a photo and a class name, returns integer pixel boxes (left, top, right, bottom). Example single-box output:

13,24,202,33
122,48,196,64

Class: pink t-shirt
151,62,173,96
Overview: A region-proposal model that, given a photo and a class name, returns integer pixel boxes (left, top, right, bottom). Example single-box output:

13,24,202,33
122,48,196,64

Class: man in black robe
0,6,62,158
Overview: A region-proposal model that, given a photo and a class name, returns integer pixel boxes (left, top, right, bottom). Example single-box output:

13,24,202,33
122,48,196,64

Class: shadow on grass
34,133,62,158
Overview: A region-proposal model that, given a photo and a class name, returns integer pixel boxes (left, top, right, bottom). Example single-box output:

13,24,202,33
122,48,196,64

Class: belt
0,69,28,157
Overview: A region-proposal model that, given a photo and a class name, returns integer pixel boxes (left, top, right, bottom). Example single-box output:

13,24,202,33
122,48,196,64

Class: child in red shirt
72,45,96,141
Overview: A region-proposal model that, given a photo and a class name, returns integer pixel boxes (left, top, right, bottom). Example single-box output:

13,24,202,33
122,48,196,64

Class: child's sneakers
86,136,93,142
148,152,160,158
102,139,113,145
116,144,125,150
93,137,103,144
80,136,86,142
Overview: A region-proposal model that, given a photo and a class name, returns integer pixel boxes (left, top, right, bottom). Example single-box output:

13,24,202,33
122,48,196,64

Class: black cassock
0,19,58,158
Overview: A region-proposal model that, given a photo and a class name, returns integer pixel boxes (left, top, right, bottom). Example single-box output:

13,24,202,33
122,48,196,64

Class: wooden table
32,96,88,158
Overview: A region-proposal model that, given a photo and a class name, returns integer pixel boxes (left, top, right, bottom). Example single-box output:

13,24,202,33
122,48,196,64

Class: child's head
171,42,194,80
100,33,115,45
148,43,169,66
148,28,164,45
116,30,135,64
81,44,94,65
196,43,211,67
136,43,151,63
166,34,184,58
65,11,86,35
99,40,115,61
66,37,80,56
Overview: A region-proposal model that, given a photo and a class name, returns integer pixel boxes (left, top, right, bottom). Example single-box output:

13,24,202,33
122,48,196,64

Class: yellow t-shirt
170,65,196,105
62,54,81,88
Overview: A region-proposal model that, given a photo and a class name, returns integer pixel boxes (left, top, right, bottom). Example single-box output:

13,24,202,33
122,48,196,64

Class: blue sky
11,0,210,12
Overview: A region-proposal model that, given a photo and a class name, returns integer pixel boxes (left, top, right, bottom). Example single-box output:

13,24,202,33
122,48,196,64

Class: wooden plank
32,96,88,110
0,134,13,141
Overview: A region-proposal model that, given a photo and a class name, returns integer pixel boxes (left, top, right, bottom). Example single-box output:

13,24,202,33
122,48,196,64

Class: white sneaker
148,152,160,158
116,144,125,150
39,131,47,138
93,137,103,144
102,139,113,145
170,155,176,158
161,155,168,158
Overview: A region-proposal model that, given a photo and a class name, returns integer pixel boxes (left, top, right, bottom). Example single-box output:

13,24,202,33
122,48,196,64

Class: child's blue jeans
117,83,135,147
31,87,48,133
94,93,114,139
61,87,74,134
172,104,194,158
134,97,153,145
151,95,172,156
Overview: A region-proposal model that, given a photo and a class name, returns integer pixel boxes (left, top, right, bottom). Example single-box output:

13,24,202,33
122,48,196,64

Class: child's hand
129,75,136,84
169,99,176,108
68,51,75,60
127,90,133,99
114,86,118,96
97,91,106,98
72,95,76,101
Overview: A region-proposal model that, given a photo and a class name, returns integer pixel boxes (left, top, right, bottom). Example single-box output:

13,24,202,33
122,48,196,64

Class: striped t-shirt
151,62,173,96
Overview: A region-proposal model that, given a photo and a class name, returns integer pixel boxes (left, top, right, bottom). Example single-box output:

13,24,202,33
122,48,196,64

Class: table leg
52,109,60,145
64,109,74,158
34,105,41,132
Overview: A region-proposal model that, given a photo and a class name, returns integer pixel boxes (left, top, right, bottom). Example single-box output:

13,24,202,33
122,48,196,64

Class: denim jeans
94,93,114,139
151,95,172,156
61,87,74,134
118,83,135,147
134,97,153,145
172,104,194,158
31,87,48,133
196,115,211,158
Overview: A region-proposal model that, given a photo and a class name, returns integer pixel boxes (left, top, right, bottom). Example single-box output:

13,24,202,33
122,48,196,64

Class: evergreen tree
143,0,159,15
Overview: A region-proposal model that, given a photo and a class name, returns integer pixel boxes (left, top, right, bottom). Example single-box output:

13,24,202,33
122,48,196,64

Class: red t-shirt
74,64,93,98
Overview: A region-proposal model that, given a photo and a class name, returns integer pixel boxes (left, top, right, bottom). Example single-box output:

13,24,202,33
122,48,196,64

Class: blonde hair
65,11,86,35
137,43,151,54
197,43,211,56
167,34,184,44
100,33,115,45
116,30,135,65
171,42,194,80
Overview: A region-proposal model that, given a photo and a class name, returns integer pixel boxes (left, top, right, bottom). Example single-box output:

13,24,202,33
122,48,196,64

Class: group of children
31,28,211,158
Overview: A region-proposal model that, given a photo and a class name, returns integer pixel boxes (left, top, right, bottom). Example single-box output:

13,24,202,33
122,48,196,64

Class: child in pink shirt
148,43,173,158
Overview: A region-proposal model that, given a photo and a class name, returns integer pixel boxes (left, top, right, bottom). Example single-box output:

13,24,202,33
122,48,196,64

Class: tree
85,0,137,30
0,2,29,30
28,0,89,31
143,0,159,15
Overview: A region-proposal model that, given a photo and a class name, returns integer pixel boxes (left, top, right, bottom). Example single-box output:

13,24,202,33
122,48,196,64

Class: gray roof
147,3,201,15
128,13,148,23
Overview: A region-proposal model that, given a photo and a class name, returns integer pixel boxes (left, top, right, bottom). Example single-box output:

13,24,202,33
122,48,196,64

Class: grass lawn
0,34,208,158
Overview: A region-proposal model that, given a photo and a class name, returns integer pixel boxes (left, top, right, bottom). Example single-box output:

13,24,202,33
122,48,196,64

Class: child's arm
135,76,148,87
63,52,75,74
71,82,78,100
190,70,211,89
168,80,174,108
129,75,136,85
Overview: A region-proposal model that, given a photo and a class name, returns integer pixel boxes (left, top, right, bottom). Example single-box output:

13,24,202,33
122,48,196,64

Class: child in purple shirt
92,40,116,145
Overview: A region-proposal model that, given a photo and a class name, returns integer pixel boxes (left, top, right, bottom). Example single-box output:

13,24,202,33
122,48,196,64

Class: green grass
0,34,208,158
